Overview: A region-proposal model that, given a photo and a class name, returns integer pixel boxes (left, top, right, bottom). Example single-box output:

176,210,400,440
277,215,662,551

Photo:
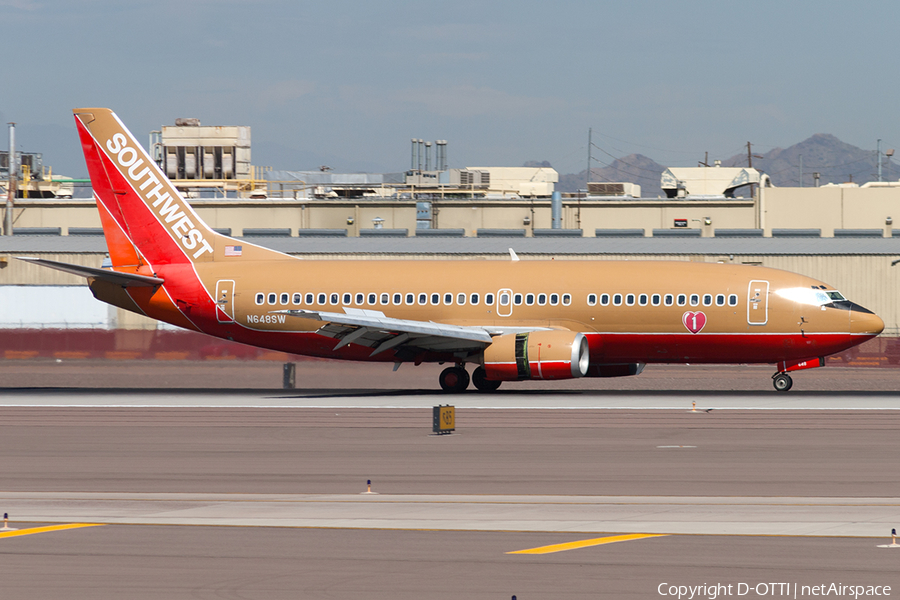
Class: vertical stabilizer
74,108,217,267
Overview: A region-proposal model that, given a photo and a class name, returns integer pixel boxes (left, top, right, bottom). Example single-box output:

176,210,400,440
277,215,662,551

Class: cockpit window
776,287,845,307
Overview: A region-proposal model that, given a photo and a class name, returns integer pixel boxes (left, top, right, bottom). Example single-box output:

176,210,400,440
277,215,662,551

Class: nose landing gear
772,372,793,392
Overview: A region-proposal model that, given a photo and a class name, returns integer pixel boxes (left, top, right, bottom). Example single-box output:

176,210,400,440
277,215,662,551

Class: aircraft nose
850,309,884,336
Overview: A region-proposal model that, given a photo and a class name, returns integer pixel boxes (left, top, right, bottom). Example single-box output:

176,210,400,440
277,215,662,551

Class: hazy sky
3,0,899,177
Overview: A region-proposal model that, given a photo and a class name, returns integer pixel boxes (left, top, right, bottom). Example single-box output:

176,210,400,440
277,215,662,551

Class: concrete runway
2,381,900,598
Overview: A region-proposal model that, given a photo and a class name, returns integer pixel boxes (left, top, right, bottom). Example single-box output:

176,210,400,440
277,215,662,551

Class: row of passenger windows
254,291,573,307
253,291,737,308
586,293,739,308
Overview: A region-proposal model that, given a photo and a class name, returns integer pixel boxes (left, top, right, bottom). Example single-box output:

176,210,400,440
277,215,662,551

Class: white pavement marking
2,493,899,538
3,390,900,409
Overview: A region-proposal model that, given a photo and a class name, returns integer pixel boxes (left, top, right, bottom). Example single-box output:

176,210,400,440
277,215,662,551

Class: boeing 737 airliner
20,109,885,391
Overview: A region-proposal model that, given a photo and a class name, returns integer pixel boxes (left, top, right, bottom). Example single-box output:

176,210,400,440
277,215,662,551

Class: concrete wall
4,185,900,238
4,198,755,237
762,186,899,236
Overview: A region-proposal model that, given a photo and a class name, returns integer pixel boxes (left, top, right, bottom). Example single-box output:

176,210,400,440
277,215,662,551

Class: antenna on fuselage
509,248,520,262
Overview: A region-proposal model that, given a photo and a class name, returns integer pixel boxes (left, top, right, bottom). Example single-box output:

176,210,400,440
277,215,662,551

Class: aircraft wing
17,257,165,287
273,307,494,356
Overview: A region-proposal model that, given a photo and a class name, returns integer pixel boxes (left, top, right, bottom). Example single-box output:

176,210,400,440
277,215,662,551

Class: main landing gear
439,366,469,393
438,365,502,393
472,366,501,392
772,372,793,392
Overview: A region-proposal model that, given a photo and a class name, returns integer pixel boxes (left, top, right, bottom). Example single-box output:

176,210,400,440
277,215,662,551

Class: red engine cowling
482,330,590,381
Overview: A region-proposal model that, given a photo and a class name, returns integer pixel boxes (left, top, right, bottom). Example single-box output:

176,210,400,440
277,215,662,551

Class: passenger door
216,279,236,323
747,280,769,325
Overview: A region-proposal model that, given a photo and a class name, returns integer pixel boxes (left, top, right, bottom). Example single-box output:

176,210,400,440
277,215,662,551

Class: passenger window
255,293,264,305
343,293,352,305
444,293,453,305
499,292,510,306
587,294,597,306
330,293,339,305
356,293,364,305
613,293,622,306
457,293,466,305
317,293,326,305
419,293,427,305
702,294,712,306
470,293,480,305
677,294,686,306
550,293,559,305
664,294,674,306
514,293,523,305
728,294,738,306
306,293,314,304
538,293,547,306
526,293,535,305
431,293,440,305
267,293,277,305
486,293,495,305
651,294,660,306
715,294,725,306
280,293,289,305
381,293,389,305
690,294,700,307
600,293,610,306
406,293,415,305
625,294,635,306
368,293,377,305
638,294,648,306
393,293,402,305
562,293,571,306
292,293,302,305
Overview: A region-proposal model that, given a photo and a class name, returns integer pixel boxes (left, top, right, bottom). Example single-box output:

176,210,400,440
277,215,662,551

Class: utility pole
878,139,883,182
746,142,762,198
586,127,592,186
5,123,15,236
579,127,590,229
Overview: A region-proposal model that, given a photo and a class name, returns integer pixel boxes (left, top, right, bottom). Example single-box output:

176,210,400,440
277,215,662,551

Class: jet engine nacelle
482,330,590,381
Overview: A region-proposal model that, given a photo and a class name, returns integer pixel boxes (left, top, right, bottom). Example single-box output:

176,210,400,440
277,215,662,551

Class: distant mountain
556,154,667,197
723,134,897,187
553,134,899,196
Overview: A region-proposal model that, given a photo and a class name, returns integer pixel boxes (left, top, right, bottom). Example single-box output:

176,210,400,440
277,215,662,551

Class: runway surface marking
507,533,668,554
0,523,104,539
4,493,899,537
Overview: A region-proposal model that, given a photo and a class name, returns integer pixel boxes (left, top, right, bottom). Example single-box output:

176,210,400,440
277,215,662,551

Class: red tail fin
74,108,217,268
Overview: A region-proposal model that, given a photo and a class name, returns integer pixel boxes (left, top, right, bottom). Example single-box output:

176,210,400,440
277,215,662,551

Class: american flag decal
224,245,242,257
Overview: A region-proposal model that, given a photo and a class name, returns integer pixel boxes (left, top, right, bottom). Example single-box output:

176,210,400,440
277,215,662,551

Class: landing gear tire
472,366,502,392
773,373,793,392
439,366,470,393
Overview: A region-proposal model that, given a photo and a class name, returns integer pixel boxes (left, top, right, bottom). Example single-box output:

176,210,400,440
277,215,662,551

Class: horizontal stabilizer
17,257,164,287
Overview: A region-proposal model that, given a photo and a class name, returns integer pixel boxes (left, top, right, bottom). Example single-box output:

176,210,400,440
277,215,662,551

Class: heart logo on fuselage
682,311,707,334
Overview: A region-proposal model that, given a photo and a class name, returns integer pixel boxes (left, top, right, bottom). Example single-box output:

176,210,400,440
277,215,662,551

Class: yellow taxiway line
508,533,668,554
0,523,105,539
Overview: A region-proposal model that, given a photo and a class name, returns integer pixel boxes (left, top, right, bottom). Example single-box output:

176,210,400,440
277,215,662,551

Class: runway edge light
433,405,455,435
1,512,15,531
876,527,900,548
